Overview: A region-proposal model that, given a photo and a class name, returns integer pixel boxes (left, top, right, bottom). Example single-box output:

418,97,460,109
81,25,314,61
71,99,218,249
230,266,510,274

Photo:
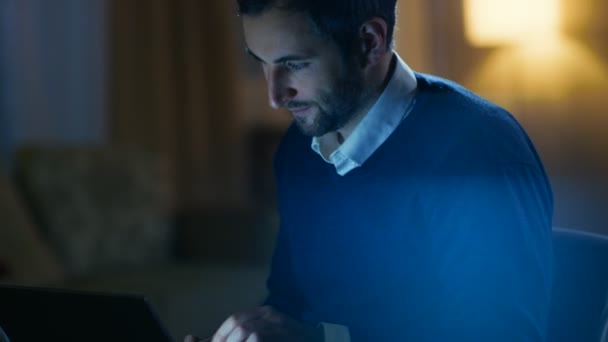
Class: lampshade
463,0,561,46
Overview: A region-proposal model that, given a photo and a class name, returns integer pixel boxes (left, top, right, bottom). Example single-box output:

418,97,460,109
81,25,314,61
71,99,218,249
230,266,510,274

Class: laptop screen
0,285,173,342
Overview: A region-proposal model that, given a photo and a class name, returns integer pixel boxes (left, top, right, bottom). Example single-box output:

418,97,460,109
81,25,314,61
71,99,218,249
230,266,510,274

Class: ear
358,17,389,67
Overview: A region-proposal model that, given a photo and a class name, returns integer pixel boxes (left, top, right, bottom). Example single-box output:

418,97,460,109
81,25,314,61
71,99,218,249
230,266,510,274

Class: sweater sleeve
405,162,553,341
341,162,553,341
263,220,309,318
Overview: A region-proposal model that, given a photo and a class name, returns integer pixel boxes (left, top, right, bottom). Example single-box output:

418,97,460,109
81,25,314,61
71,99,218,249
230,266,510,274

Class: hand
201,305,323,342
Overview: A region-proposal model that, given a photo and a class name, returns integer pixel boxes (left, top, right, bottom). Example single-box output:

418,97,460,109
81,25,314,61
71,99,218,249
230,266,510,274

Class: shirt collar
311,53,418,176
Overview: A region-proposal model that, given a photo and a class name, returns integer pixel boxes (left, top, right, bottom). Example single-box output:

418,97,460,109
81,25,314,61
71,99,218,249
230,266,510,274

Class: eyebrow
246,48,315,64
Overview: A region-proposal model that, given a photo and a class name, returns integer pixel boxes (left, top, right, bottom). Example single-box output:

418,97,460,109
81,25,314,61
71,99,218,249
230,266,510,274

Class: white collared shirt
311,53,418,176
312,53,418,341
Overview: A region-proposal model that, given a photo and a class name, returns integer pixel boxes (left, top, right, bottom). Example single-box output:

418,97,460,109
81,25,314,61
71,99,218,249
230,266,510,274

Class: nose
265,67,297,109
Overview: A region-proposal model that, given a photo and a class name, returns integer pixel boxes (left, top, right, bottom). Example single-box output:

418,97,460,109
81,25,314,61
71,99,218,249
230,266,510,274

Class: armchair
549,227,608,341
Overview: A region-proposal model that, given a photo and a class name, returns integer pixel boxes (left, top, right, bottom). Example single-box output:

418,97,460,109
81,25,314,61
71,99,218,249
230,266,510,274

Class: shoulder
414,73,518,132
410,73,541,168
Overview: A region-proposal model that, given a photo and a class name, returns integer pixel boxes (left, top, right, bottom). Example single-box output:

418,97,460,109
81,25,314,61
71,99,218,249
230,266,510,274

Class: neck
336,51,395,141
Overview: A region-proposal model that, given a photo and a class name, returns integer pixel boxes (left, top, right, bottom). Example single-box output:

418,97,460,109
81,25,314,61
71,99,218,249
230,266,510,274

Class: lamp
463,0,561,46
462,0,608,104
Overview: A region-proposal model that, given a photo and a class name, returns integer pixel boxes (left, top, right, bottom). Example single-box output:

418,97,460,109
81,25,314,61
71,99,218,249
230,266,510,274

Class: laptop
0,285,174,342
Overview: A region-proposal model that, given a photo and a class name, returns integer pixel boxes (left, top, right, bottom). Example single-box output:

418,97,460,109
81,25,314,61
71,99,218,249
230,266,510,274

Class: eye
284,61,309,71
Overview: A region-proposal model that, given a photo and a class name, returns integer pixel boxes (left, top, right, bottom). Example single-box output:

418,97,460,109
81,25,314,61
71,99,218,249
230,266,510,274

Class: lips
290,106,311,116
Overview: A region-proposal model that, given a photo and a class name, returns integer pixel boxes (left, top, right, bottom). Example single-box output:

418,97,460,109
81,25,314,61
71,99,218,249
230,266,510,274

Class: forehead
242,8,331,60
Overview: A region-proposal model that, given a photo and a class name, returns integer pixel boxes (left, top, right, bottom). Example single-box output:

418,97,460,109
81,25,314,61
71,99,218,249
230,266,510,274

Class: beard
290,65,368,137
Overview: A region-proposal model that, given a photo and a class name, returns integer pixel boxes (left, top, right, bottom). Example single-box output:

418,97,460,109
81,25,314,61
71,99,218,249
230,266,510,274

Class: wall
109,0,247,211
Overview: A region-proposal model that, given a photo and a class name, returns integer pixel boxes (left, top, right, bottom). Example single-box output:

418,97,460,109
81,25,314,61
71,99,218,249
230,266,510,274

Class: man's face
243,8,367,137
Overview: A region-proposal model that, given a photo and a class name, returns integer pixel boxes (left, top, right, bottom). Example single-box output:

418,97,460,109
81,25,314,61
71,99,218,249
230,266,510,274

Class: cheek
291,76,318,101
295,73,332,101
291,57,345,102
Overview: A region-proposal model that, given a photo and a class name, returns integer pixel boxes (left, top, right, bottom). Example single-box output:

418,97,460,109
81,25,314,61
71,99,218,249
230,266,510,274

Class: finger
245,332,260,342
225,322,264,342
220,317,275,342
213,309,266,342
224,325,249,342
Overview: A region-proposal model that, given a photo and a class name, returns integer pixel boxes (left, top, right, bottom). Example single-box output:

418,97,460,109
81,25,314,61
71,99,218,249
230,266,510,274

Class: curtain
0,0,107,169
0,0,13,168
108,0,247,211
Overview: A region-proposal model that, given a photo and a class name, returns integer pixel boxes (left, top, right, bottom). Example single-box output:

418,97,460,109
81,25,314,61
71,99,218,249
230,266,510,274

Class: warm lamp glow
464,0,561,46
465,36,608,103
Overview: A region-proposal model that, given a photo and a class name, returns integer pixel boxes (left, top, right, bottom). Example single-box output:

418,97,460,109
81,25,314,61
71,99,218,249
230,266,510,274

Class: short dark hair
237,0,397,59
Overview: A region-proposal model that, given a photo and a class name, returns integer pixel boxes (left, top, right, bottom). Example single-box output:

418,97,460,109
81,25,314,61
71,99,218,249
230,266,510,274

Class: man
187,0,553,340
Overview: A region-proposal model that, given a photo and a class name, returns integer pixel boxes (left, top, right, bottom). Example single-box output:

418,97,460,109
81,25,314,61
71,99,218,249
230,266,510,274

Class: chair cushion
15,146,173,276
0,170,64,284
549,228,608,342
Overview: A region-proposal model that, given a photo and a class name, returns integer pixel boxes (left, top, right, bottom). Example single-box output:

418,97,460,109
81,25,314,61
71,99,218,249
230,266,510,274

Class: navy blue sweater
266,73,553,341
